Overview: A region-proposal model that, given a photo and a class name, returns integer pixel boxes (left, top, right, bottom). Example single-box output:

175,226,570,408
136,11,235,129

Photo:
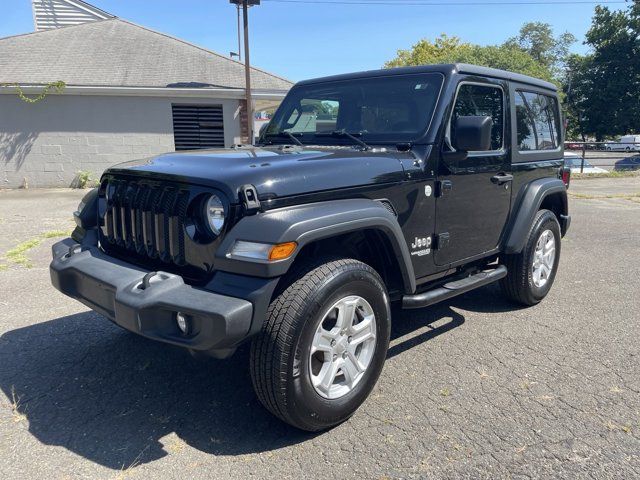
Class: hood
104,146,409,202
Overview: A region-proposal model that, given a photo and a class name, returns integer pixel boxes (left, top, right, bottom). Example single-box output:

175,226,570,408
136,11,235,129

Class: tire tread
250,258,380,429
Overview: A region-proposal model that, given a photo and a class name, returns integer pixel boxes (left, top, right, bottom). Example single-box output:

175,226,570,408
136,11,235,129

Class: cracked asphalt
0,178,638,479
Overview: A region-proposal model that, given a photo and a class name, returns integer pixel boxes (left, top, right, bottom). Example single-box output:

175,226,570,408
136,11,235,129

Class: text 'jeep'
51,64,571,431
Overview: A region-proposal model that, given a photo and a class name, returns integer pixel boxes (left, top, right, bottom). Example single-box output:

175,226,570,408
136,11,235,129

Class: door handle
491,173,514,185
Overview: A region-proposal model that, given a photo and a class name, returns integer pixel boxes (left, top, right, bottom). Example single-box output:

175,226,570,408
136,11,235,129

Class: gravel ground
0,179,638,479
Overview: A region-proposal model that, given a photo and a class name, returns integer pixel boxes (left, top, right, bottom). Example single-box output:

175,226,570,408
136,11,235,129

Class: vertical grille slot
102,179,190,268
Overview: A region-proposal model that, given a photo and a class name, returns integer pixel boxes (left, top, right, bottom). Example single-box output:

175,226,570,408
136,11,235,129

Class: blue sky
2,0,627,81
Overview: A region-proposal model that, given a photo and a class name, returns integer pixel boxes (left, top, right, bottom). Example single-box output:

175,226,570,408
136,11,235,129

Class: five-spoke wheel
310,296,377,399
250,258,390,431
532,229,556,288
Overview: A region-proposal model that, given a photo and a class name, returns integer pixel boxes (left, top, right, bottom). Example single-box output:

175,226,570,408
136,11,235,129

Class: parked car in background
605,135,640,151
614,155,640,171
564,142,581,150
564,153,608,174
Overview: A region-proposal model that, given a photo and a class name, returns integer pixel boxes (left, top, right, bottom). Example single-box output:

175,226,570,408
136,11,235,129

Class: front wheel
500,209,561,306
250,258,391,431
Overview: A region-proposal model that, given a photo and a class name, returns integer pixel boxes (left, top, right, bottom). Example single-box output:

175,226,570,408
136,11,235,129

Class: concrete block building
0,0,292,188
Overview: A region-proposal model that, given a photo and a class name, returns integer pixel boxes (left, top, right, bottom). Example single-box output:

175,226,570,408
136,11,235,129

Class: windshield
261,73,444,146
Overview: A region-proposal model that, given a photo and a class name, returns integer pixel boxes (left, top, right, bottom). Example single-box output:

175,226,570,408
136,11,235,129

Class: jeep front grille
102,179,190,266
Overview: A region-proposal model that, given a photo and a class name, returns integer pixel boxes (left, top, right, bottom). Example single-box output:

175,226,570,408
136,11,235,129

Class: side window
515,91,561,151
452,84,504,151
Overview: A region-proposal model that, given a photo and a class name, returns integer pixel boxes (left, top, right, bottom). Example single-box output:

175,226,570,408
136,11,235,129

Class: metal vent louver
172,105,225,151
378,199,397,217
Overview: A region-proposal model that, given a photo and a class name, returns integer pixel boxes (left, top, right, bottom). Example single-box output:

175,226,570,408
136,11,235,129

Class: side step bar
402,265,507,309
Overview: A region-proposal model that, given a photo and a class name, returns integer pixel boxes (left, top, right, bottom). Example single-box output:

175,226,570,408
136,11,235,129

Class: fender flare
504,178,568,254
215,198,416,294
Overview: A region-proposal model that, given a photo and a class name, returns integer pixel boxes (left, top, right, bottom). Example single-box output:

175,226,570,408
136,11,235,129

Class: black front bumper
50,238,253,353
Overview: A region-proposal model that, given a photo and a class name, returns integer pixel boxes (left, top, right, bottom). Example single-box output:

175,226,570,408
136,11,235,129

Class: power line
263,0,626,5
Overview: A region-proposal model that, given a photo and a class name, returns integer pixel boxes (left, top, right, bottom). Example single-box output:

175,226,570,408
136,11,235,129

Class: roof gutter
0,84,289,100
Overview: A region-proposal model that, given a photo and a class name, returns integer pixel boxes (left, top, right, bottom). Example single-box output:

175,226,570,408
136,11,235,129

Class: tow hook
66,244,82,258
139,271,158,290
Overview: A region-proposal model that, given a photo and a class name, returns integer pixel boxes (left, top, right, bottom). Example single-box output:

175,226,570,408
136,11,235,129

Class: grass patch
1,229,72,269
10,387,27,423
569,192,640,200
572,170,640,180
5,239,41,268
41,229,71,239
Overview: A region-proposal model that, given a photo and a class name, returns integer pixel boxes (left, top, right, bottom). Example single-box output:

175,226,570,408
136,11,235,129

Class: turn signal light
268,242,297,261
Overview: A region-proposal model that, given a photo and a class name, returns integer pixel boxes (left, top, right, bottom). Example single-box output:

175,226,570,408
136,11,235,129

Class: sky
1,0,629,82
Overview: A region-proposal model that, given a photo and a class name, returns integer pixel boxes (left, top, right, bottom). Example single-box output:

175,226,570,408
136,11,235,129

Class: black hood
104,146,409,202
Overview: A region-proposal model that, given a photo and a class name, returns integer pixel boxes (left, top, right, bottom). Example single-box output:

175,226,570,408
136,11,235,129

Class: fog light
176,312,189,334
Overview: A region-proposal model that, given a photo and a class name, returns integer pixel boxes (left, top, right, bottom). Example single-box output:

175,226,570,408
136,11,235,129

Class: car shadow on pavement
0,285,512,470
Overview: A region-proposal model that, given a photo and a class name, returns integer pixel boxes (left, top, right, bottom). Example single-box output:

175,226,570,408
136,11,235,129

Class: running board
402,265,508,309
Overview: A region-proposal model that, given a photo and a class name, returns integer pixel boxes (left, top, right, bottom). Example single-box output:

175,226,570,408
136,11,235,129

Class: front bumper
50,238,253,353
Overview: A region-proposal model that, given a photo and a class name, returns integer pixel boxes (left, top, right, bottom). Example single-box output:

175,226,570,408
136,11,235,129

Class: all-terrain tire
500,209,561,306
250,258,391,431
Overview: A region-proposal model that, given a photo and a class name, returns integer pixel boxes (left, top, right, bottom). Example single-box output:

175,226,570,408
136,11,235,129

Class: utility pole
230,0,260,144
236,4,242,61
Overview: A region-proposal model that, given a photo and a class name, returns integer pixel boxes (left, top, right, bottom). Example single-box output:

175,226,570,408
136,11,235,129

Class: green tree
505,22,576,76
564,2,640,140
384,34,554,83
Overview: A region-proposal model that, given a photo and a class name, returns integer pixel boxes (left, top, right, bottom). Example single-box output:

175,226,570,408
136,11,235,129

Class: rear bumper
50,238,253,353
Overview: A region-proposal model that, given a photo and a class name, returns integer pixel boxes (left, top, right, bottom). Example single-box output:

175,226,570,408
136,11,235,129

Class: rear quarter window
510,86,563,163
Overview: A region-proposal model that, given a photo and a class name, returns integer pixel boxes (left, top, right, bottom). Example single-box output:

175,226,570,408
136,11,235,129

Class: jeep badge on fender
51,64,570,431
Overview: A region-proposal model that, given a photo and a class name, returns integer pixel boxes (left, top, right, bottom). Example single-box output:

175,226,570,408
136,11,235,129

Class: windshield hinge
435,180,453,197
239,184,261,215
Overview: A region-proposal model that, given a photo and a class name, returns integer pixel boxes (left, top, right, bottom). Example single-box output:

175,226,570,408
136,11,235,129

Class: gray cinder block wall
0,94,242,188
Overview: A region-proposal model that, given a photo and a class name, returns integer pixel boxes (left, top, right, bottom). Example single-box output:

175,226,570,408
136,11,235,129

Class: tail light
560,166,571,189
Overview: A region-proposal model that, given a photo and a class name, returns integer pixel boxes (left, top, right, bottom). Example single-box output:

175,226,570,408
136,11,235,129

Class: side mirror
452,115,493,152
258,122,269,139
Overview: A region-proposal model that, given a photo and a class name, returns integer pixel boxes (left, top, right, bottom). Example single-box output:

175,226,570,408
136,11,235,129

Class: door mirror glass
452,115,493,152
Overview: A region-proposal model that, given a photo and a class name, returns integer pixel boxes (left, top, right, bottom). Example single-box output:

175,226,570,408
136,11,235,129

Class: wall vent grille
172,104,225,151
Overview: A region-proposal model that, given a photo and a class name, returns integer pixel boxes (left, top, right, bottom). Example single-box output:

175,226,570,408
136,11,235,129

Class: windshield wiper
316,130,371,151
264,131,304,147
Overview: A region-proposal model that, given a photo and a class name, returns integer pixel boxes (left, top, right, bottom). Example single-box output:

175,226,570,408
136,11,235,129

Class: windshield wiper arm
316,130,371,150
264,131,304,147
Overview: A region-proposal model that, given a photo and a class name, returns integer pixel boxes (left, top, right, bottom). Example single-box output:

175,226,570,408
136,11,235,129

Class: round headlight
204,194,226,236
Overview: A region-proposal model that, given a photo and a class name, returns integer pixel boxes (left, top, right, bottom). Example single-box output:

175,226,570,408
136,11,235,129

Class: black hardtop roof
296,63,558,92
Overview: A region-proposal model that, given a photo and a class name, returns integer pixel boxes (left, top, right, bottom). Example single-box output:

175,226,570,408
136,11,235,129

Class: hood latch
239,184,261,215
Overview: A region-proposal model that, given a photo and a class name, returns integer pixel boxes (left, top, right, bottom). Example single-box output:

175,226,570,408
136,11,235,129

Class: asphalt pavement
0,179,638,479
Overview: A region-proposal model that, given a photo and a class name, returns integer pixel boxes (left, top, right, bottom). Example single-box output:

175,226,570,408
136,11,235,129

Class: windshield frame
259,72,445,147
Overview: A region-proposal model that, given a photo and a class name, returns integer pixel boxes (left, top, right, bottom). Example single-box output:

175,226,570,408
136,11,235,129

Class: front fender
215,199,416,294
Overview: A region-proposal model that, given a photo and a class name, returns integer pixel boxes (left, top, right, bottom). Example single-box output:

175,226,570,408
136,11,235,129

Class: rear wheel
500,209,561,306
250,258,390,431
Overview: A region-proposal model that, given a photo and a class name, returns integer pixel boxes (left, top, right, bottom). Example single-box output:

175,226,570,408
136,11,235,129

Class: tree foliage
0,81,66,103
564,2,640,139
384,34,554,83
505,22,576,77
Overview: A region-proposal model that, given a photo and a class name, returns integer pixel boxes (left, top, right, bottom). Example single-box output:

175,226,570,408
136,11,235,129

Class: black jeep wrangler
51,64,570,431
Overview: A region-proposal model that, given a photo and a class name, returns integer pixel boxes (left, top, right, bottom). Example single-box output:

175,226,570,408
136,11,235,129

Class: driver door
434,80,512,266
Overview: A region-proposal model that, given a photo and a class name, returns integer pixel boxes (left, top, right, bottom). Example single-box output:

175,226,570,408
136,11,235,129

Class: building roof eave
0,84,289,100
